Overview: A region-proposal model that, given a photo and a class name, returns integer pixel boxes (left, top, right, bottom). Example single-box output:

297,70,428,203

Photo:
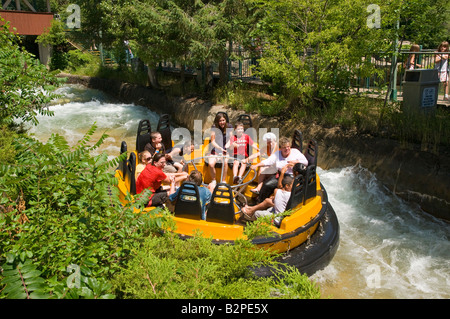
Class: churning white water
314,166,450,299
29,85,449,299
27,84,161,159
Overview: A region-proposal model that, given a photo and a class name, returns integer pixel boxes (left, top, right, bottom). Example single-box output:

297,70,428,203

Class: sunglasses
146,157,152,161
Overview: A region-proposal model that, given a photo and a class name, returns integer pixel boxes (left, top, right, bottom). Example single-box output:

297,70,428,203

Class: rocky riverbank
60,73,450,222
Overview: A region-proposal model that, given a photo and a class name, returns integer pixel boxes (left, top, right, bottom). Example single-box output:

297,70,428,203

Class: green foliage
36,19,68,47
104,0,250,64
65,50,100,73
0,125,17,165
1,252,115,299
252,0,391,100
50,51,69,70
270,266,322,299
398,0,449,48
0,19,64,126
249,0,448,104
214,80,289,116
95,0,258,88
0,124,170,288
110,233,320,299
244,210,293,240
1,253,49,299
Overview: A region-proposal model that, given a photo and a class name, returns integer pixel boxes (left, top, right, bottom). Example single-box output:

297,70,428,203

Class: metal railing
397,51,448,95
83,38,447,101
158,47,262,81
344,51,448,99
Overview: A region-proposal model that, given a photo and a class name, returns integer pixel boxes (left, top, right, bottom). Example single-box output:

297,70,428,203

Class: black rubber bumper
252,202,340,277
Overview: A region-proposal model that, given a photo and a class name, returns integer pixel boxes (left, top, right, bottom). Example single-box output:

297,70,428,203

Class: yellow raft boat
114,114,339,276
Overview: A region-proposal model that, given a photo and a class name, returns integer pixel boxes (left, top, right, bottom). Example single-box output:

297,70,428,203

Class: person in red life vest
136,152,188,207
225,122,260,184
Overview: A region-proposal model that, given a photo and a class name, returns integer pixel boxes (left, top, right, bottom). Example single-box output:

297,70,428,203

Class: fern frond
107,152,127,170
1,258,49,299
75,123,97,151
90,131,109,152
94,152,109,168
47,133,70,153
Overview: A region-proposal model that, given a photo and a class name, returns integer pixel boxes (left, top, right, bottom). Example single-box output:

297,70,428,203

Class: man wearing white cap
248,132,278,195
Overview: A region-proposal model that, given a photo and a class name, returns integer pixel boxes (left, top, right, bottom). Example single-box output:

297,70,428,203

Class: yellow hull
113,118,339,275
115,144,326,254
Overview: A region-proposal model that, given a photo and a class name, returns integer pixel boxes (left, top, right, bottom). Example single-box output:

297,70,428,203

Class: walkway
351,87,450,108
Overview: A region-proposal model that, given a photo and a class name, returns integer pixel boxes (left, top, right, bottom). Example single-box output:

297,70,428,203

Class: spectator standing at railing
435,41,449,100
405,44,422,70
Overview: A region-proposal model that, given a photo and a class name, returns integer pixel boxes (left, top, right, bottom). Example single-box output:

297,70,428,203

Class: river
27,84,161,159
28,84,450,299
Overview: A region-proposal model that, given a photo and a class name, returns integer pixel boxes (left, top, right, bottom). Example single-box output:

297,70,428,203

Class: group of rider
135,112,309,222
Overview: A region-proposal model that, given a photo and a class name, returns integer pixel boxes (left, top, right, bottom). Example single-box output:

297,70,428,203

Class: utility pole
389,20,400,101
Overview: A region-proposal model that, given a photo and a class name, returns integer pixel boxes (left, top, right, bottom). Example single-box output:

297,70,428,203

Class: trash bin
402,69,439,114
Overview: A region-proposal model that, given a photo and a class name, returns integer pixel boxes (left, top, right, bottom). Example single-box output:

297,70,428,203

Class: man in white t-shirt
250,136,308,203
241,175,293,221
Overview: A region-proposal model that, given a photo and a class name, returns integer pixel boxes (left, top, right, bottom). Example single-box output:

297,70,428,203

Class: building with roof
1,0,54,66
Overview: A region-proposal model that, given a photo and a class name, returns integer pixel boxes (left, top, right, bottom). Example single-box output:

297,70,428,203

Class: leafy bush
1,252,115,299
0,125,17,165
50,51,69,71
67,50,91,69
243,210,293,240
66,50,101,75
0,19,63,126
1,253,49,299
110,232,321,299
0,124,168,296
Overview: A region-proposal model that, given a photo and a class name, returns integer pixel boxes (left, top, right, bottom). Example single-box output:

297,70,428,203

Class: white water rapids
27,84,161,159
314,166,449,298
27,84,449,299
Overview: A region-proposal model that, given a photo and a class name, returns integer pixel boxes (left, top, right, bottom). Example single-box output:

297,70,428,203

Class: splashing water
29,85,450,299
27,84,161,159
314,166,450,299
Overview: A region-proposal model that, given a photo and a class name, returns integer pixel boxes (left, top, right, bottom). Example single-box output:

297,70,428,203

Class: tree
398,0,449,49
97,0,227,90
97,0,184,88
191,0,262,88
250,0,396,101
81,0,257,91
251,0,449,104
0,19,63,126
